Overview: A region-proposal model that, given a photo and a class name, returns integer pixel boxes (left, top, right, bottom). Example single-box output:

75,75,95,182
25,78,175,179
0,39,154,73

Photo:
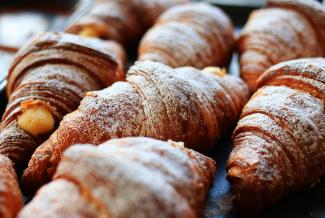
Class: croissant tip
227,170,264,215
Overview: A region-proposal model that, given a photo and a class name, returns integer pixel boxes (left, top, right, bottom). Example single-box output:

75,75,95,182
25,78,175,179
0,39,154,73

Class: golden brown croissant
0,154,23,218
239,0,325,91
19,137,216,218
0,32,126,170
138,3,235,68
66,0,190,47
227,58,325,214
22,60,249,193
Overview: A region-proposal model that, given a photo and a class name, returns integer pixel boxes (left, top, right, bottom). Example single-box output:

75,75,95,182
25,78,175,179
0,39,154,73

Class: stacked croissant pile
0,0,324,217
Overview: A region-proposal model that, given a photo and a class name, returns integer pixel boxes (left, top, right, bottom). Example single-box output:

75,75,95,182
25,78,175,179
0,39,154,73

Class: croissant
0,154,23,218
0,32,126,170
66,0,190,47
239,0,325,91
138,3,235,68
227,58,325,214
19,137,216,218
22,60,249,193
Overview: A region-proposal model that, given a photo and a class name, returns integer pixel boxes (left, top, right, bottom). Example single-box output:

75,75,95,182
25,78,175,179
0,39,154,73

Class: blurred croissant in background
238,0,325,91
138,3,235,68
66,0,190,47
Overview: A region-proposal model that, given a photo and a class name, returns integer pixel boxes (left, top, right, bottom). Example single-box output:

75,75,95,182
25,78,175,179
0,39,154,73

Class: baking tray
0,2,325,218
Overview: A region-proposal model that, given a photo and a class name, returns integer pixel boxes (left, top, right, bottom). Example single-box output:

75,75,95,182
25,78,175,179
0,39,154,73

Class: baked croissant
66,0,190,47
19,137,216,218
227,58,325,214
138,3,235,68
0,32,126,170
0,154,23,218
239,0,325,91
22,60,249,193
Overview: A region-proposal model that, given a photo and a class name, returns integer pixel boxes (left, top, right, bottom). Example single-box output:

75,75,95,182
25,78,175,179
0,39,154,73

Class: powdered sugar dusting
228,58,325,213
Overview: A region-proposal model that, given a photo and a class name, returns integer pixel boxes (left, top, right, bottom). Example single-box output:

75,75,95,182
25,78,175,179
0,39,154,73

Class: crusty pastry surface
22,60,249,193
227,58,325,214
19,137,216,218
